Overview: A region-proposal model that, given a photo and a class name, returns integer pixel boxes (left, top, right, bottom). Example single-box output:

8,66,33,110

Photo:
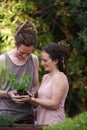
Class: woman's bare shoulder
55,72,67,80
54,72,69,87
42,74,49,81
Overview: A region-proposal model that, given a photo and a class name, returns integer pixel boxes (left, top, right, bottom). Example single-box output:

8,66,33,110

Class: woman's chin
44,68,49,71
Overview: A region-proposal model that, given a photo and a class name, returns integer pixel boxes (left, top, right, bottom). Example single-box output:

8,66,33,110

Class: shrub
43,112,87,130
0,116,14,127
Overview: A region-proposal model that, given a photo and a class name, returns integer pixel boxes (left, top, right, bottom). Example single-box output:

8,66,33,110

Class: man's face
16,45,34,60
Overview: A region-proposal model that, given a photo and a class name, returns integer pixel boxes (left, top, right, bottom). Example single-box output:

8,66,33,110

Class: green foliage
0,69,5,89
7,71,32,94
0,58,5,88
0,0,30,53
43,112,87,130
0,116,14,127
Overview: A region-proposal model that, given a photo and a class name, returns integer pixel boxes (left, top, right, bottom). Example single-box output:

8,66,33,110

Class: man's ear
14,42,20,49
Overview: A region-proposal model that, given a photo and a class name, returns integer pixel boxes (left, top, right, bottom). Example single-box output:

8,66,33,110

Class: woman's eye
44,59,48,62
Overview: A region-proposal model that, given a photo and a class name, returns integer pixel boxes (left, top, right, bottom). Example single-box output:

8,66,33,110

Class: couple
0,21,70,126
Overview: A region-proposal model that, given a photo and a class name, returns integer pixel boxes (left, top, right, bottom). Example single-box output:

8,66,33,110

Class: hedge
43,112,87,130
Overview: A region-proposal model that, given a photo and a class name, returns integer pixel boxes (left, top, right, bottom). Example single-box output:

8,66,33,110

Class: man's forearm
0,90,8,98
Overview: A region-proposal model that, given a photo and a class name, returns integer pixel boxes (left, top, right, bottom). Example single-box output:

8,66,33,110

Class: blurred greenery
0,0,87,117
43,112,87,130
0,116,14,127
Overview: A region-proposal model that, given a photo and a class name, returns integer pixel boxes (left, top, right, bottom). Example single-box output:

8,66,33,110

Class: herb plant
0,116,14,127
7,71,32,95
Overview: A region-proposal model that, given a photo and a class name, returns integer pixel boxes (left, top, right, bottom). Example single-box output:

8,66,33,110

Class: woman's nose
41,60,44,65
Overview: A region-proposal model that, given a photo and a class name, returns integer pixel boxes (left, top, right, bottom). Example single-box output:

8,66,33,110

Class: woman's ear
54,59,58,65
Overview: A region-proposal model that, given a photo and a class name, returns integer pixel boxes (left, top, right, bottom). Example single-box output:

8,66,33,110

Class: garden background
0,0,87,117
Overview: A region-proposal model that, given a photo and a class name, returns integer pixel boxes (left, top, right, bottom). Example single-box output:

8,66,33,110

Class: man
0,21,39,124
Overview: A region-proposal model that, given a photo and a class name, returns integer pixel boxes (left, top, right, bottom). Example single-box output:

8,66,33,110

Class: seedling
7,71,32,95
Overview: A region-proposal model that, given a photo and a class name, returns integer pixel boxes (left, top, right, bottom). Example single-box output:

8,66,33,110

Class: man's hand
8,90,18,98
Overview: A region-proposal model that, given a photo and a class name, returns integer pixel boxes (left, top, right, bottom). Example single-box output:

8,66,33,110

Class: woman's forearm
30,97,59,110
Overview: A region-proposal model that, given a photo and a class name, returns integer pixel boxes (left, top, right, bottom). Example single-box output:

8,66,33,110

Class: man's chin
18,56,25,60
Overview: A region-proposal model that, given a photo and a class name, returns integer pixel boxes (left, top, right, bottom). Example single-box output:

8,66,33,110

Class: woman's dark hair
14,21,38,47
42,40,70,76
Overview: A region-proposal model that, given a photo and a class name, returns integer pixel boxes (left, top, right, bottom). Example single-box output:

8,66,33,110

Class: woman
14,40,70,125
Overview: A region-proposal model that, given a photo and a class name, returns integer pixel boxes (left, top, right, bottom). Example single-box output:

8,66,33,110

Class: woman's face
41,51,57,72
16,44,34,60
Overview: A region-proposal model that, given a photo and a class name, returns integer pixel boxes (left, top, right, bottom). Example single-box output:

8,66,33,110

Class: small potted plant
7,71,32,95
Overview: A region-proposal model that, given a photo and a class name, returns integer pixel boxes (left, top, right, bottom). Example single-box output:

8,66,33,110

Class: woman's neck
49,69,60,76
